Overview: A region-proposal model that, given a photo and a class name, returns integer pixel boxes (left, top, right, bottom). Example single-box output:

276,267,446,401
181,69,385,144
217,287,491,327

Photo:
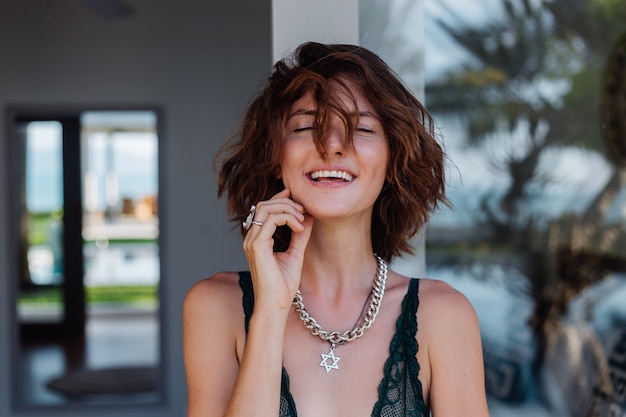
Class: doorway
8,108,162,408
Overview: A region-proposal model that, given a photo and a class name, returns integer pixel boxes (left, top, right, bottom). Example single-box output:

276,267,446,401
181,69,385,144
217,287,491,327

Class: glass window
424,1,626,415
11,110,162,409
360,0,428,277
19,121,65,323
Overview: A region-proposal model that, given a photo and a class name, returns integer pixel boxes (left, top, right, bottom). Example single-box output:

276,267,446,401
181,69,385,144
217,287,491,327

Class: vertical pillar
271,0,359,62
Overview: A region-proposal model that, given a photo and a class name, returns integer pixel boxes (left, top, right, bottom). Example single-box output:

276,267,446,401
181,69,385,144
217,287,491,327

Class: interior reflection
13,110,161,407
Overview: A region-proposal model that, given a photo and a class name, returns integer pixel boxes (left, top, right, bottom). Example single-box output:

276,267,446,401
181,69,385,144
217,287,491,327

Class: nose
325,119,346,156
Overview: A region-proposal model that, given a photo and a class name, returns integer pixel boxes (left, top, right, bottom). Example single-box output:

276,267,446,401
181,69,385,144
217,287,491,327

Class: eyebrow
288,109,380,121
358,110,380,120
287,109,316,119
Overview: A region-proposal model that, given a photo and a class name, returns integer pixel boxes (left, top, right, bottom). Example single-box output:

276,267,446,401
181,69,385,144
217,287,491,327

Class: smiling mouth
308,170,354,182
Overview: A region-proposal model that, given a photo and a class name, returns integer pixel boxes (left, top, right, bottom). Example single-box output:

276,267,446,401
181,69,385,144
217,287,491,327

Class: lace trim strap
372,278,429,416
239,271,254,332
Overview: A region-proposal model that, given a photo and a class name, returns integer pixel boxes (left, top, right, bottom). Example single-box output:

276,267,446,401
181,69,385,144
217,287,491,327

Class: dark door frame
9,112,85,339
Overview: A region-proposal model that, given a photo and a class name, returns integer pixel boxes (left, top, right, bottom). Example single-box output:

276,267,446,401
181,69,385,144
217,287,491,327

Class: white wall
272,0,359,62
0,1,270,416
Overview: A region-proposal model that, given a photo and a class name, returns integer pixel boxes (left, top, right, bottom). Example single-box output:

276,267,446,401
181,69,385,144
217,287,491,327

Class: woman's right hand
243,188,313,312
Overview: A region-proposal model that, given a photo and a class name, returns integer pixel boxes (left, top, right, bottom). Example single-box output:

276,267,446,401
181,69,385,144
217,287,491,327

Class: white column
271,0,359,62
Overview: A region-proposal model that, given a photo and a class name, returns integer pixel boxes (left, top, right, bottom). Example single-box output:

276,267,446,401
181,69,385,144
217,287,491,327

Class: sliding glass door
8,108,162,408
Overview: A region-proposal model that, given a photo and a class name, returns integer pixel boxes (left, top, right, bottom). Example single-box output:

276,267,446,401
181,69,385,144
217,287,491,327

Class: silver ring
242,205,256,230
251,220,263,227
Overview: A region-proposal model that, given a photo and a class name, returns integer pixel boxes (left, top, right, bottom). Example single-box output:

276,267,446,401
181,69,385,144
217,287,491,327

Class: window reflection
425,0,626,415
20,122,65,323
13,110,161,408
81,112,159,293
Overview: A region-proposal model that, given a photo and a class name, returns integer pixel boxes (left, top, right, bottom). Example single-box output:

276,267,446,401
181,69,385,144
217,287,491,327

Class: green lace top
239,272,429,417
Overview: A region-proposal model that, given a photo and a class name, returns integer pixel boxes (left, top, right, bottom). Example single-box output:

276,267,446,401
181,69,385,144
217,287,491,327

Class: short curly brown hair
215,42,449,261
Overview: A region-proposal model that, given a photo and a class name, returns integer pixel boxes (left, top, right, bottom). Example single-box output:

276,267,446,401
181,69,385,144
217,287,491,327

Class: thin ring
251,220,263,227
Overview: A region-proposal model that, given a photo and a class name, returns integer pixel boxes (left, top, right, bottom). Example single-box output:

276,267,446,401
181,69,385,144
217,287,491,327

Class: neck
300,218,378,297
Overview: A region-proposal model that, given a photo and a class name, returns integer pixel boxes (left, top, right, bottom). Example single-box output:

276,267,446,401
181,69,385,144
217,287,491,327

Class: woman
183,42,489,416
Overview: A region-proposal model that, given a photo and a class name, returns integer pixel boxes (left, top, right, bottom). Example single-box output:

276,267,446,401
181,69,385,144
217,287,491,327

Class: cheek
379,144,391,182
278,159,295,186
279,142,307,182
367,145,390,178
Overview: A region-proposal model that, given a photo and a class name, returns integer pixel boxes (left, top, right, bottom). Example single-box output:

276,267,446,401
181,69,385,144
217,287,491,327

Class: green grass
18,284,158,307
21,212,159,309
28,211,63,246
18,287,64,307
86,285,158,305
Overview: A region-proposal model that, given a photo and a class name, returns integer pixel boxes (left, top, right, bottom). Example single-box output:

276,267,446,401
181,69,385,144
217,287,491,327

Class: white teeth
309,170,354,181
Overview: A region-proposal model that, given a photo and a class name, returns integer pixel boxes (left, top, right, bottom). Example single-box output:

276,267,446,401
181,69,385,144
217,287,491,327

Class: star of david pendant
320,343,340,373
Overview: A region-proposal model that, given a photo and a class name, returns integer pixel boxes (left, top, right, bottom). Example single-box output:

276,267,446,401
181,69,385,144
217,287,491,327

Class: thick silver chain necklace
292,254,388,373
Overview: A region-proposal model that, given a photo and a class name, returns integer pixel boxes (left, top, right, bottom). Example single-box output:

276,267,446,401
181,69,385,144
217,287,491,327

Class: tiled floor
15,307,161,408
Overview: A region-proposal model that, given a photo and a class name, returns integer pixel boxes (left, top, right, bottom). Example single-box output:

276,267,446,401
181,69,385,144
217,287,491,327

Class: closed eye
356,125,375,133
294,126,314,133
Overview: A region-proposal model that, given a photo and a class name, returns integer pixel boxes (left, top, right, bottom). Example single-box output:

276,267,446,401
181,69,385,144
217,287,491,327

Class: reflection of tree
426,0,626,377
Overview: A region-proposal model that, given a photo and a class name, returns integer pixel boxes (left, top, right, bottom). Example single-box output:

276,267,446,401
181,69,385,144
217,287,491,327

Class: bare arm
183,275,242,417
183,189,313,417
183,274,296,417
423,280,490,417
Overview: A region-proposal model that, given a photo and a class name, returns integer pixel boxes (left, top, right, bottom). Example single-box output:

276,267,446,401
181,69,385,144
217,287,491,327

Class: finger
260,188,304,213
286,214,313,256
243,212,306,250
271,188,291,199
243,188,305,249
257,212,306,234
254,203,304,222
254,198,304,224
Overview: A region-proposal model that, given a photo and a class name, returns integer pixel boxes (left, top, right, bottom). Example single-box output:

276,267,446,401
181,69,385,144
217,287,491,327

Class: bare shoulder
185,271,242,298
183,272,247,414
416,280,489,415
418,278,476,314
183,271,245,372
183,271,243,328
416,278,481,338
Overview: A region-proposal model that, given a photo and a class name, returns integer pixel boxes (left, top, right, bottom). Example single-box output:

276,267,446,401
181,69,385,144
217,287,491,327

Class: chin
306,204,369,221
